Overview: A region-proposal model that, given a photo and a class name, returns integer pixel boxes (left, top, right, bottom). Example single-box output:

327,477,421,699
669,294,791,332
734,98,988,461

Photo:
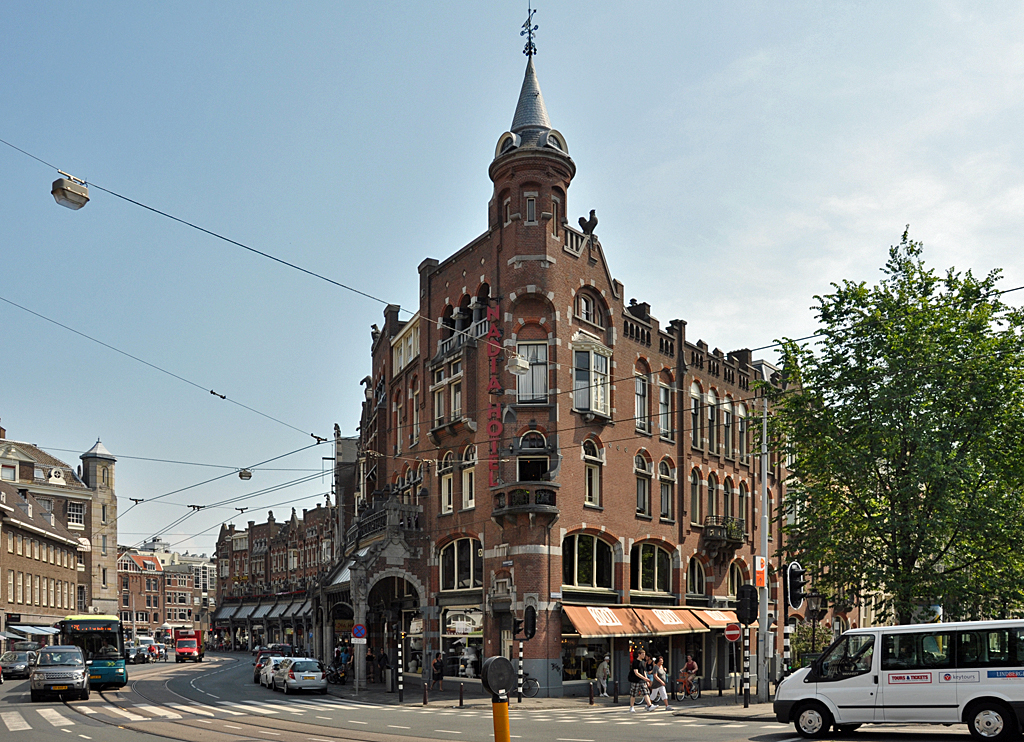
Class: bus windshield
58,618,124,661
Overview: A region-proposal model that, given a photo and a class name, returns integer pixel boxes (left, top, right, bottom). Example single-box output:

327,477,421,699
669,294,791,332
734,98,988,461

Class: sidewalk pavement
324,674,777,722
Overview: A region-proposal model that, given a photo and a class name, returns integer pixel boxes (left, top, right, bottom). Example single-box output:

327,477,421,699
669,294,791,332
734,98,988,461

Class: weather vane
521,3,538,57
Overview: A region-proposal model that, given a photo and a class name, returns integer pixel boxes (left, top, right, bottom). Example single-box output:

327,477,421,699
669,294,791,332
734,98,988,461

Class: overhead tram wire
0,294,323,442
0,137,535,366
36,446,322,471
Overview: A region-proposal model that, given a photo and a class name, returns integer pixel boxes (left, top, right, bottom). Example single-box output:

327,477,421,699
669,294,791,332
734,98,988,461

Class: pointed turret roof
82,438,116,461
511,56,551,136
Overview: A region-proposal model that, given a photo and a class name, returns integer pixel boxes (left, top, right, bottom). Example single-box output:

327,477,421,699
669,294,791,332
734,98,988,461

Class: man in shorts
628,648,654,712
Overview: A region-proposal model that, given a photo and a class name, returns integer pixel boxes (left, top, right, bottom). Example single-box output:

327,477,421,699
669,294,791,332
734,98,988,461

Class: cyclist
677,654,699,694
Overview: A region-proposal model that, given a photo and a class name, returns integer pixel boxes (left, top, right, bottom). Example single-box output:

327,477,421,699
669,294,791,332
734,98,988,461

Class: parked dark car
1,651,37,679
253,650,284,683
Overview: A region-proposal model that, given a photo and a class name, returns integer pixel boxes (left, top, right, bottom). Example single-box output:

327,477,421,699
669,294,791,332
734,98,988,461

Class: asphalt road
0,653,981,742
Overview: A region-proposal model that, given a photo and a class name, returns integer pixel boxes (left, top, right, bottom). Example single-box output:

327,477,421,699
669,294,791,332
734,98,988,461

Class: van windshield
817,634,874,681
177,639,197,648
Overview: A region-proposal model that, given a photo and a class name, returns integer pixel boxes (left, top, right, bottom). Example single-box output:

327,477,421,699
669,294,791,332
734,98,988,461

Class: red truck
174,628,204,663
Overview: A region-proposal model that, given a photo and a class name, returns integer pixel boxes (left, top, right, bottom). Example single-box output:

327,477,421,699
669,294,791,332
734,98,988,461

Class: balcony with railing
491,483,559,526
344,497,422,555
700,515,746,561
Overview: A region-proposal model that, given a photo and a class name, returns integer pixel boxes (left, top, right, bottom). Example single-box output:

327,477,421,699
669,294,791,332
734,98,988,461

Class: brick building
1,482,82,646
0,422,119,623
213,499,340,652
116,545,209,643
330,48,791,695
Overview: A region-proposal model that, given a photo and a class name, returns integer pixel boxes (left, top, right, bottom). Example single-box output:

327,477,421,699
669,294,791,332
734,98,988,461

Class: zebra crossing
0,695,361,731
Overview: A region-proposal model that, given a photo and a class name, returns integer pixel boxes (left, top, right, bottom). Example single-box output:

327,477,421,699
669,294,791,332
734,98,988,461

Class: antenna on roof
521,2,538,57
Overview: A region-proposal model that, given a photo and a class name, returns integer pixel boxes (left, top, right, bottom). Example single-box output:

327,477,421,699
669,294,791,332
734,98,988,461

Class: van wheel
968,702,1017,741
795,702,833,739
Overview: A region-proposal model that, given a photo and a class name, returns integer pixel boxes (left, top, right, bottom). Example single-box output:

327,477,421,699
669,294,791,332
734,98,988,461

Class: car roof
42,645,82,652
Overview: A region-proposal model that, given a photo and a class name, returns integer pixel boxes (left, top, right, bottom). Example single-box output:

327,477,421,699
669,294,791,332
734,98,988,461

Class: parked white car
270,657,327,694
259,656,286,687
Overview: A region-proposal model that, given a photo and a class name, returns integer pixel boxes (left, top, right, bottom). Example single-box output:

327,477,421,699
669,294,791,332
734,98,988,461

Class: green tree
771,231,1024,624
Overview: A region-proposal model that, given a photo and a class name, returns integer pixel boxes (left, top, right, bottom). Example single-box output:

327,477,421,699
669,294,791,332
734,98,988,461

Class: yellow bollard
491,694,510,742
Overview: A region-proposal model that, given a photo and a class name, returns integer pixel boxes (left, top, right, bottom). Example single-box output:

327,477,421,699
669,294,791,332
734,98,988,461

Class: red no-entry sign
725,622,742,642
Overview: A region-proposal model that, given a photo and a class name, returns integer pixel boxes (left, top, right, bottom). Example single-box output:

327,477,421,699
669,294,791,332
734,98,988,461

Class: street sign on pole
755,556,766,587
352,623,367,638
725,623,741,642
351,637,367,644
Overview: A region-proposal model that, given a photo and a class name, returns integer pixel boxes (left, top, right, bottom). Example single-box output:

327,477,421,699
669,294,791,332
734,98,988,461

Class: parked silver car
1,651,37,679
30,645,90,701
270,657,327,694
259,656,286,687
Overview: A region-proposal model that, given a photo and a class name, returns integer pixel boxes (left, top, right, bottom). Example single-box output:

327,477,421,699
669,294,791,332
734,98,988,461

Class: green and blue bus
55,615,128,689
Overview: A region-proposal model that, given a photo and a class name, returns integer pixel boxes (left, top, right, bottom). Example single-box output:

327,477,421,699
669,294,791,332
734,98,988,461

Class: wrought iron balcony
491,484,559,526
700,515,746,562
344,497,422,554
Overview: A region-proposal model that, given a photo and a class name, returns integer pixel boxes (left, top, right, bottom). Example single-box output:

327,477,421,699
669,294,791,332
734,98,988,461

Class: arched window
690,468,702,524
576,293,602,326
736,403,748,463
562,534,613,589
462,445,477,510
411,377,420,445
707,390,719,453
634,370,650,433
440,452,455,514
101,467,109,486
687,558,706,596
738,482,748,534
631,542,672,593
707,473,718,519
517,432,549,481
728,561,744,597
722,397,733,459
690,382,703,450
659,461,675,521
583,440,602,506
440,537,483,591
723,478,734,520
635,453,652,517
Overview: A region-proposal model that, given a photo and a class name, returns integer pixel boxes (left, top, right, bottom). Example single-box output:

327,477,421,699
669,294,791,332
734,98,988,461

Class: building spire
521,3,538,58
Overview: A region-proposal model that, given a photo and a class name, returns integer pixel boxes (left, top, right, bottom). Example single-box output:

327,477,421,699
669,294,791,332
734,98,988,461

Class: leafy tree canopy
771,230,1024,624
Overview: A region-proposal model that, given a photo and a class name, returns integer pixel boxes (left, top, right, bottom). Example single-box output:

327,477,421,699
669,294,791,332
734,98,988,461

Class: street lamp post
806,591,823,652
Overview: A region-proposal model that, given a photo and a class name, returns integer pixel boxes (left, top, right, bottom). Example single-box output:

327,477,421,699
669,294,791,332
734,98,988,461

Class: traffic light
513,617,524,637
737,584,758,625
787,562,807,611
523,605,537,640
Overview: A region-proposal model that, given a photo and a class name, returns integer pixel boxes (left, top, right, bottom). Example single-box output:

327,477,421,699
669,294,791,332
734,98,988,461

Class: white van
775,619,1024,740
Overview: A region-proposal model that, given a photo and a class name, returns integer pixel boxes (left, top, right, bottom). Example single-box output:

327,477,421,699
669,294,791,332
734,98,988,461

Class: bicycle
677,674,700,700
519,672,540,698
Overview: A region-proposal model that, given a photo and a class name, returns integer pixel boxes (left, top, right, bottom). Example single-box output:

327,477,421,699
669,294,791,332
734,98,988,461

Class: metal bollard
589,681,594,705
460,683,464,708
423,682,428,705
671,678,678,702
612,678,619,704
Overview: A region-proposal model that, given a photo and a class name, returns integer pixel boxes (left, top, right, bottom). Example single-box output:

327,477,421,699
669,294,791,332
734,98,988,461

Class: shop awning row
6,625,61,636
563,605,739,638
0,631,25,639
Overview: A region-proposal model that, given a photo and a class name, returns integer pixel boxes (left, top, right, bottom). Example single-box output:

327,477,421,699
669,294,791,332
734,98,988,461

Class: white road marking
1,711,31,732
224,724,242,729
316,716,332,720
78,708,98,715
196,719,212,724
348,720,368,724
388,725,411,729
721,723,749,727
168,703,215,717
79,735,92,739
61,729,72,734
102,706,146,722
133,705,182,719
38,709,75,727
258,731,280,736
258,702,307,714
434,731,462,734
219,702,278,714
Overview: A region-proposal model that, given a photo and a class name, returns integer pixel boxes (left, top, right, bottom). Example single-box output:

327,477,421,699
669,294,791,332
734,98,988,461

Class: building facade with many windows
333,51,791,695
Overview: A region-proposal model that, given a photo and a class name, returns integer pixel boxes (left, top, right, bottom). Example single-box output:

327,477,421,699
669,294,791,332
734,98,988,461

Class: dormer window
576,293,603,327
0,464,14,481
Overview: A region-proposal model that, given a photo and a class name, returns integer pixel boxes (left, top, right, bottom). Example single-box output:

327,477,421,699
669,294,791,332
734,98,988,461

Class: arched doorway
366,575,421,679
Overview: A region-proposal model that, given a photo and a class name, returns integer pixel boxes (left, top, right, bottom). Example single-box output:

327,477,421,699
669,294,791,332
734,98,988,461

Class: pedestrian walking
596,655,610,697
628,648,654,712
378,647,391,687
650,656,671,710
430,652,445,691
365,646,376,683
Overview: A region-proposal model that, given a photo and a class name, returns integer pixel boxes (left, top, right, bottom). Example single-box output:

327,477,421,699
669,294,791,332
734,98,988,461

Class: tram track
59,655,425,742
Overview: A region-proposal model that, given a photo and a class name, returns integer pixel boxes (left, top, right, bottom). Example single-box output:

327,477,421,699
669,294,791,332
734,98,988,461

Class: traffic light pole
757,395,770,703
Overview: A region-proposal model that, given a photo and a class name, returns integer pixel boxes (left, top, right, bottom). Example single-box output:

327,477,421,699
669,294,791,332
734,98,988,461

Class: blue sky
3,2,1022,555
